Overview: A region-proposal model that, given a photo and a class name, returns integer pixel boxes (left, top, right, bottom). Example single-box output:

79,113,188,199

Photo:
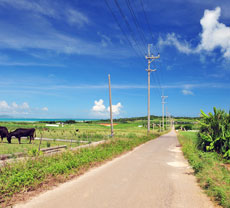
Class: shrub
197,107,230,158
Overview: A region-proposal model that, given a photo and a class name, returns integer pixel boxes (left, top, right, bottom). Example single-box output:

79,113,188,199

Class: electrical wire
139,0,160,54
104,0,145,64
125,0,148,48
113,0,146,56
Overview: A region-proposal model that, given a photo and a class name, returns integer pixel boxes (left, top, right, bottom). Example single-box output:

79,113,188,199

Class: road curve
15,130,215,208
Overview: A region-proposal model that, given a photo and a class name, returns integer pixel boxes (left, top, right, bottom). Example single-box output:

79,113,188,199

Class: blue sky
0,0,229,118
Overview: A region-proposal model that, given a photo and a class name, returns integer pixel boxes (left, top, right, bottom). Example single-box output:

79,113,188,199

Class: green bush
198,107,230,158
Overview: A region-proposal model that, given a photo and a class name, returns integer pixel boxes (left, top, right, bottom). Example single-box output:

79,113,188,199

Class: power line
150,72,161,97
137,1,163,95
152,54,163,94
113,0,146,56
104,0,145,63
125,0,148,47
139,0,160,54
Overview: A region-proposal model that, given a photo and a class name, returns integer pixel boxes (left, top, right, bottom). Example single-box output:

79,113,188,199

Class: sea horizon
0,118,100,122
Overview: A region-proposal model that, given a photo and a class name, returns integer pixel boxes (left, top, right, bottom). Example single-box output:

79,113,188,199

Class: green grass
0,121,162,155
0,132,160,207
0,139,81,155
178,131,230,208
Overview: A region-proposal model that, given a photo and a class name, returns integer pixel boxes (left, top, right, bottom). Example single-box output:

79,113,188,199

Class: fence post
38,130,43,152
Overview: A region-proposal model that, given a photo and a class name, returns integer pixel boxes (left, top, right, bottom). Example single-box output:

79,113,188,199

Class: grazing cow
0,126,9,143
8,128,36,144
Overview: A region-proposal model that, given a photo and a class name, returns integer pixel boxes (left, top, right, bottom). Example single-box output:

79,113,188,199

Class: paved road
15,130,215,208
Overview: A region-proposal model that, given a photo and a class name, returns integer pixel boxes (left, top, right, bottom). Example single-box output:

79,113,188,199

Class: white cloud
158,7,230,59
197,7,230,58
21,102,30,109
158,33,195,55
92,99,106,113
11,102,18,108
0,100,30,114
0,0,57,17
92,99,123,117
107,102,122,115
0,1,134,59
0,100,10,109
0,100,48,115
66,9,89,27
42,107,48,111
0,0,89,27
97,32,112,48
182,89,194,95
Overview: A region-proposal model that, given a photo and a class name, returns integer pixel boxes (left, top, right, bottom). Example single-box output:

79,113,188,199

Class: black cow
8,128,36,144
0,126,9,143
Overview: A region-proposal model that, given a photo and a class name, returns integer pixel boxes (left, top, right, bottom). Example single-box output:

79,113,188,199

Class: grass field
0,120,163,155
178,131,230,208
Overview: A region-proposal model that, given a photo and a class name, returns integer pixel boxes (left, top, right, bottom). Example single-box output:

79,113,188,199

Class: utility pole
161,92,168,131
166,106,168,130
108,74,114,137
146,44,160,133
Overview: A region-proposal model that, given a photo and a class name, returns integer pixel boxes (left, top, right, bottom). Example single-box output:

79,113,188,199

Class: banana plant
198,107,230,158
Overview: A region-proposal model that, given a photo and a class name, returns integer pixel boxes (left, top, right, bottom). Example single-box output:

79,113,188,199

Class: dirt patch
221,163,230,171
99,123,118,126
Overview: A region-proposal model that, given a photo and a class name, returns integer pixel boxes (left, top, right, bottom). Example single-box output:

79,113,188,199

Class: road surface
15,130,215,208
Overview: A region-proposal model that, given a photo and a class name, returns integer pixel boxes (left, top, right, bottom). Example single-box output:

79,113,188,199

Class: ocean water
0,118,97,122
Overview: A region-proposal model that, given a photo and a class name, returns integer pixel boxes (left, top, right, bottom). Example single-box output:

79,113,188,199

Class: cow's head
7,132,12,143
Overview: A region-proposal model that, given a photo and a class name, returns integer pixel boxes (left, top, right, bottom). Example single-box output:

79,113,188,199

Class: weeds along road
15,129,215,208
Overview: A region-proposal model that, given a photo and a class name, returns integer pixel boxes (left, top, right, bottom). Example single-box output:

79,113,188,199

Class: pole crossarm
145,69,156,72
145,54,160,60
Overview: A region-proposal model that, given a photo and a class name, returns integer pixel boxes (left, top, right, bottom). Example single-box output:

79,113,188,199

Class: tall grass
179,132,230,207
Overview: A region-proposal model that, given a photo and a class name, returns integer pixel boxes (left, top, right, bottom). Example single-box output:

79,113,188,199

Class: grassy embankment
178,131,230,208
0,128,162,207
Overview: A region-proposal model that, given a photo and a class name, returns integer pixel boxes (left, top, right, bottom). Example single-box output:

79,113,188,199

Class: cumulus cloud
92,99,106,113
0,100,30,114
107,102,122,115
182,89,194,95
92,99,123,117
21,102,30,109
0,100,10,109
197,7,230,58
0,100,48,115
158,7,230,59
42,107,48,111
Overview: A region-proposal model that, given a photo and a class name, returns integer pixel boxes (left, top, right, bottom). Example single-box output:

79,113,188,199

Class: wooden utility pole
161,92,168,131
146,44,160,133
108,74,114,137
166,106,168,130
